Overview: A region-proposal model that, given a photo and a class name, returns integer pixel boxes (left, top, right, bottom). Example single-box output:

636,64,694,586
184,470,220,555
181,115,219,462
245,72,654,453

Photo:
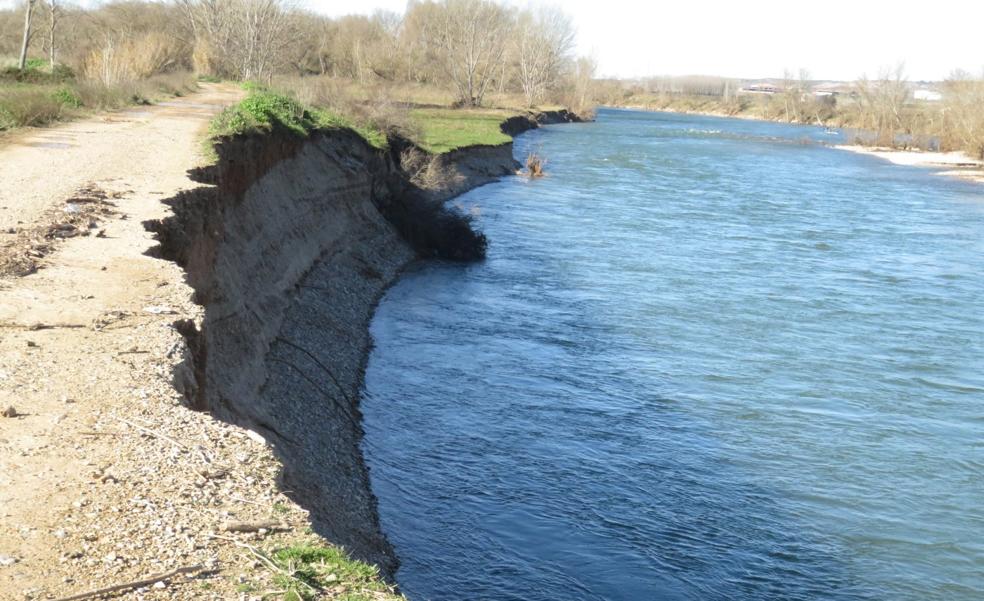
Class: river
360,108,984,600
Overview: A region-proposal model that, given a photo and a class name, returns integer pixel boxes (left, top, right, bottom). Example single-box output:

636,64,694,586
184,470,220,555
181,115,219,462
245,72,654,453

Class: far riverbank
608,104,984,186
834,145,984,184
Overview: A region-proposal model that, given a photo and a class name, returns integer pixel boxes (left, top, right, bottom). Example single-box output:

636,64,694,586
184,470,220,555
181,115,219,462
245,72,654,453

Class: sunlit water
360,109,984,600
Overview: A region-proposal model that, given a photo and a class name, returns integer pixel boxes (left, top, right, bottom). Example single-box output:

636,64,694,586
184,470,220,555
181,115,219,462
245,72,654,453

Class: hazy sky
306,0,984,81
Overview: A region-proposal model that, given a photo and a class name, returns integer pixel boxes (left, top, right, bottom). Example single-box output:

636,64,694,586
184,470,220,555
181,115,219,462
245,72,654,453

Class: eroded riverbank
0,90,582,597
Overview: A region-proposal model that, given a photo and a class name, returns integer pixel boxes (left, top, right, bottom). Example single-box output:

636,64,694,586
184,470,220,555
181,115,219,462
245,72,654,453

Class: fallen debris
0,184,119,278
50,564,204,601
220,520,289,534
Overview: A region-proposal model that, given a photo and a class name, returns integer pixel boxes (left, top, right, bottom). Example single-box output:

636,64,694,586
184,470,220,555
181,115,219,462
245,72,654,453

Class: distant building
913,89,942,102
741,83,780,95
812,83,854,98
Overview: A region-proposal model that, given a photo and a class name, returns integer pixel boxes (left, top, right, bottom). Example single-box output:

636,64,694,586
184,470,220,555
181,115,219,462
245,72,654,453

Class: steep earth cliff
145,113,565,575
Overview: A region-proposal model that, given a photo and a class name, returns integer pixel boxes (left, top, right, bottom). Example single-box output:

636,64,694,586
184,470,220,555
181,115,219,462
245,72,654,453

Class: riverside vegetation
0,59,197,132
597,69,984,159
1,0,596,143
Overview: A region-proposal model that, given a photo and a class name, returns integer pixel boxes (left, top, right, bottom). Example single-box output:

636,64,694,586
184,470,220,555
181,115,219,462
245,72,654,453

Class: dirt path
0,84,322,599
0,84,240,231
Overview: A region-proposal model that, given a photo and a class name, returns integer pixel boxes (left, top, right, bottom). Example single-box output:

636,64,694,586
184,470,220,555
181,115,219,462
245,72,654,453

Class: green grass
208,89,388,149
209,84,528,157
410,107,514,153
267,543,403,601
209,91,315,137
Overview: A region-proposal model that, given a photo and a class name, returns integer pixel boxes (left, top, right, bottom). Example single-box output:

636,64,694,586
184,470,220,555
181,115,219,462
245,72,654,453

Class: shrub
73,80,141,110
0,64,72,84
210,91,314,137
0,88,65,128
52,64,75,80
525,151,545,177
24,58,47,71
192,38,221,79
51,87,83,108
0,106,15,130
209,89,389,148
400,146,453,189
145,72,198,97
276,75,414,146
82,32,188,84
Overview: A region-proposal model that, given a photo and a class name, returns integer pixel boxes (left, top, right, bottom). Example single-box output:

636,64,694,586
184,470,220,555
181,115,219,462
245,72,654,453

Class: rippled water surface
361,109,984,600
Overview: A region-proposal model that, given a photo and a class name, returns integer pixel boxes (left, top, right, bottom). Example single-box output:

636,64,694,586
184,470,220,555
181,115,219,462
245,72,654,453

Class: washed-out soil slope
144,123,530,575
0,94,574,599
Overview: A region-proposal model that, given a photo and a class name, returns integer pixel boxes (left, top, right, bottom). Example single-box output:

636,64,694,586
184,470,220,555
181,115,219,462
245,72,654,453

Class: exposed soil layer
0,99,576,599
145,123,529,576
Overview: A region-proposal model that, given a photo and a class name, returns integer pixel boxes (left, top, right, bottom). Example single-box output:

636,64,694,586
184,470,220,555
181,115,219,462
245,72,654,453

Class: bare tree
855,64,910,146
433,0,512,107
941,70,984,159
567,54,596,115
178,0,296,80
778,68,811,122
47,0,58,67
18,0,37,70
515,5,575,108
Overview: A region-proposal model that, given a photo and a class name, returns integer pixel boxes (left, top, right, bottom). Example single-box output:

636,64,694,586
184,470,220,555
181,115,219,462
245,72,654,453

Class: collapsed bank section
144,102,583,579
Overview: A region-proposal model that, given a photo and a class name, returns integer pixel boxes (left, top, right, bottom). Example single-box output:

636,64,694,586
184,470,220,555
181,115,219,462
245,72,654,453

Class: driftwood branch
220,519,288,533
51,564,204,601
0,322,86,330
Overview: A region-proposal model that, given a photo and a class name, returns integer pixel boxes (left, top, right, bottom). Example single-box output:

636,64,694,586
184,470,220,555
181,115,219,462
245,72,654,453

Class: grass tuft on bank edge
208,88,388,149
266,542,403,601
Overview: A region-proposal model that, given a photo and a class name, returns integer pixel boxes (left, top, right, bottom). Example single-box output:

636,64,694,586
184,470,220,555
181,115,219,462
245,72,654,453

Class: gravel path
0,85,333,599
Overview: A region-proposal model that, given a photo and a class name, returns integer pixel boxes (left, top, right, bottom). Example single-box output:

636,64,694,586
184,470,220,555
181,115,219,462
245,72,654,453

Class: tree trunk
18,0,37,70
48,0,57,68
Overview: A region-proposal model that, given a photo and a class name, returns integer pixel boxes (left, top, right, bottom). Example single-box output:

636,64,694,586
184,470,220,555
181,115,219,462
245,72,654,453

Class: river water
360,109,984,600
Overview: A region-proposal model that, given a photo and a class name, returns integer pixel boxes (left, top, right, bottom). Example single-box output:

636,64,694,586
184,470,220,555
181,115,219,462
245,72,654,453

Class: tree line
1,0,596,112
596,66,984,159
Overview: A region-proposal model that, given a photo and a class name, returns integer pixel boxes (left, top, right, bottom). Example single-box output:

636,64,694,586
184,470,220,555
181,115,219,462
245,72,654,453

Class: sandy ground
834,145,984,184
0,85,333,600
